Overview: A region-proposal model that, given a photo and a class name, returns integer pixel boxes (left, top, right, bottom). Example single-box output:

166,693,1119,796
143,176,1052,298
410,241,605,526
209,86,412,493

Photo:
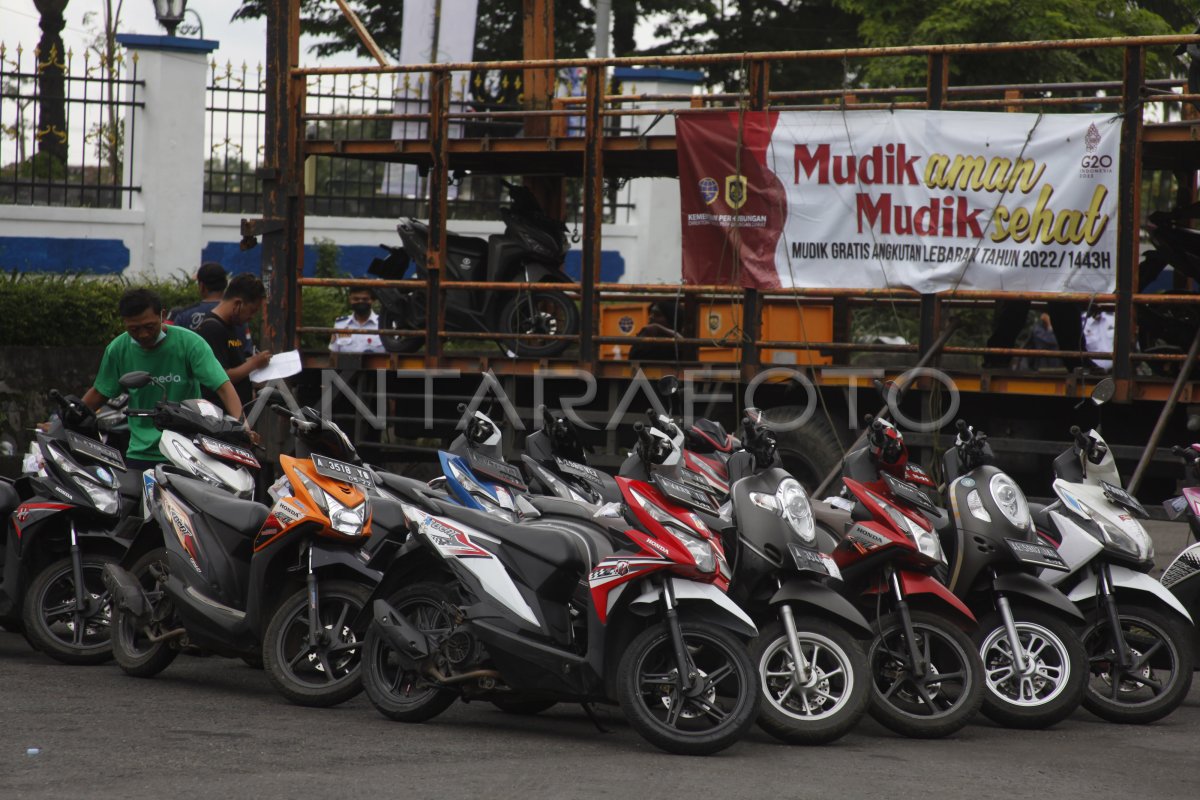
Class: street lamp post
152,0,187,37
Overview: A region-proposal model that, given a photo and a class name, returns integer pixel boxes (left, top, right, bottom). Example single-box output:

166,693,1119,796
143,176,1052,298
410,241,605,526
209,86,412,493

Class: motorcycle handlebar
1070,425,1091,451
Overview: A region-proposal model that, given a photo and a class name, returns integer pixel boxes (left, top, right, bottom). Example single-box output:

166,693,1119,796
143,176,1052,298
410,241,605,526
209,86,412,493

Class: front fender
769,577,874,638
1067,566,1194,624
897,570,978,630
311,541,383,584
993,571,1084,622
630,578,757,638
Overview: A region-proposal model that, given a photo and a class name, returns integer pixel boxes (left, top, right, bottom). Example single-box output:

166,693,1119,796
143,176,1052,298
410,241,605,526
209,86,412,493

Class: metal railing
269,34,1200,395
0,42,142,209
206,61,635,221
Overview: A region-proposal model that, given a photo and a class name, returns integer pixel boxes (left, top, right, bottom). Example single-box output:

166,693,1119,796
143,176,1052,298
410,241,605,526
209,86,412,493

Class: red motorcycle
825,417,985,738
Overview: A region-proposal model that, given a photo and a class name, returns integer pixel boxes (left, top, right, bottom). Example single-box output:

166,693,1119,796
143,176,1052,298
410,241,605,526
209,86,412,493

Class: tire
112,549,180,678
765,410,844,493
22,553,118,665
1080,602,1195,724
751,617,871,745
617,620,760,756
491,697,557,715
262,579,371,708
867,610,984,739
361,582,458,723
498,290,579,358
974,606,1086,729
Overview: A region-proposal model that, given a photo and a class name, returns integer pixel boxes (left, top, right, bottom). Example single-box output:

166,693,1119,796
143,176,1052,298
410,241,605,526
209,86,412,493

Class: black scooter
369,180,580,358
522,406,623,506
724,408,873,745
0,390,145,664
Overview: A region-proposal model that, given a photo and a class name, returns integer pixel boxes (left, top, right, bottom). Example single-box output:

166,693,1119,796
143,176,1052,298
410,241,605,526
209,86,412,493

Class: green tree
834,0,1193,88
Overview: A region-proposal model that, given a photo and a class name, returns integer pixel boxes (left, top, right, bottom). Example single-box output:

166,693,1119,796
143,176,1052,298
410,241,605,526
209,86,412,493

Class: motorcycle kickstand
580,702,611,734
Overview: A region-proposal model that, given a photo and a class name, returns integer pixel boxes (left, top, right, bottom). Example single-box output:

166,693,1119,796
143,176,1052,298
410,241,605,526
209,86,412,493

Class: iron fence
0,42,142,209
205,62,635,222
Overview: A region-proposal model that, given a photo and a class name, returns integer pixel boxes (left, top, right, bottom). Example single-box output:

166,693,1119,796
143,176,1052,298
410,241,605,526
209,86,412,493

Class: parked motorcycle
522,406,622,506
935,419,1087,728
369,179,580,358
723,408,873,744
359,413,761,755
1160,444,1200,660
1033,379,1195,723
0,389,146,663
105,389,399,707
829,418,985,738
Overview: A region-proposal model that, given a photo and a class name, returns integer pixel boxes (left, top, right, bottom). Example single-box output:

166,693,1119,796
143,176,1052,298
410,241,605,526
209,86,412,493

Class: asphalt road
1,522,1197,800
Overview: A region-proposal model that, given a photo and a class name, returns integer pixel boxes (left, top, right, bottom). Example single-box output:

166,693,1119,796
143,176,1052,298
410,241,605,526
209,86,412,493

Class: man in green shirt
82,288,250,471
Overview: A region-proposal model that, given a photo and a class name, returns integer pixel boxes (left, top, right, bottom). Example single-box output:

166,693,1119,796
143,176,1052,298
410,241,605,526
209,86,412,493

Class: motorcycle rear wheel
361,582,458,723
112,549,180,678
867,610,983,739
22,554,117,665
499,290,579,358
974,606,1086,729
618,620,759,756
1080,602,1195,724
752,617,870,745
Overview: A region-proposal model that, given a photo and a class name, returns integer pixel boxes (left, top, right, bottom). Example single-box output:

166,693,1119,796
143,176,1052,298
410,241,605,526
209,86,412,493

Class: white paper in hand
249,350,302,383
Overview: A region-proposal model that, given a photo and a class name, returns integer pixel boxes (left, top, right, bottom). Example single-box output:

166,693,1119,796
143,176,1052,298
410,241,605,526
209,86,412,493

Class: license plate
66,431,125,470
312,454,375,489
654,474,718,512
554,455,600,482
788,543,840,580
1005,538,1068,571
1100,481,1148,518
467,449,527,491
197,436,260,468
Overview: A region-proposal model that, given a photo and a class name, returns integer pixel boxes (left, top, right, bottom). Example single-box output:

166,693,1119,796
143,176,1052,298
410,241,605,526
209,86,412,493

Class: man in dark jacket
196,274,272,405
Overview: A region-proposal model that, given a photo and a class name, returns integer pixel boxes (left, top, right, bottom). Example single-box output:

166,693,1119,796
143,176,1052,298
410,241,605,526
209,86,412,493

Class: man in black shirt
196,274,272,405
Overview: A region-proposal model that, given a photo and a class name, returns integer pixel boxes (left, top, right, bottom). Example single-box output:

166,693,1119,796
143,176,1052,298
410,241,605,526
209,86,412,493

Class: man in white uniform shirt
330,287,385,354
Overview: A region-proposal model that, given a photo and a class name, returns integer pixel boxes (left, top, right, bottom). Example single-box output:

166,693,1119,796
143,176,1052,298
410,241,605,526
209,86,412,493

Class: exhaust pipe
370,599,433,670
102,564,152,622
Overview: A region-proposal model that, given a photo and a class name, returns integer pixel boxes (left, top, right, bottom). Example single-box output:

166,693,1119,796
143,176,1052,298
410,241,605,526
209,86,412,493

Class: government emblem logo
725,174,748,210
698,177,718,205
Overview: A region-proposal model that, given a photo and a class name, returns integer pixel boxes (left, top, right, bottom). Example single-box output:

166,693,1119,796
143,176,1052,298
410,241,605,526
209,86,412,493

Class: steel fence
0,42,142,209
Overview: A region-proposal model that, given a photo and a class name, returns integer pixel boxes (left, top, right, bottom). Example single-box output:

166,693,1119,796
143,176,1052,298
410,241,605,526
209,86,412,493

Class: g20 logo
1081,154,1112,169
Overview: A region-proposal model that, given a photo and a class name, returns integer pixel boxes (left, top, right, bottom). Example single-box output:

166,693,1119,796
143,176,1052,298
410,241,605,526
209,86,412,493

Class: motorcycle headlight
296,472,329,514
630,489,716,573
326,493,368,537
1095,514,1152,561
46,444,119,515
80,480,119,516
884,505,945,564
778,478,816,543
990,474,1031,530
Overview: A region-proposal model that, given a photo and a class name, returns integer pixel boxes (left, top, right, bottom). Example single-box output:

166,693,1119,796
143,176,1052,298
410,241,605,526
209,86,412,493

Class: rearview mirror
118,371,152,389
657,375,680,396
1090,377,1115,405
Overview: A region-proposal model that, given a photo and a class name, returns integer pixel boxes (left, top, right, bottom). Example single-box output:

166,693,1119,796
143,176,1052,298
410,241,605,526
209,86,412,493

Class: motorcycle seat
166,473,270,536
440,504,586,572
0,479,19,517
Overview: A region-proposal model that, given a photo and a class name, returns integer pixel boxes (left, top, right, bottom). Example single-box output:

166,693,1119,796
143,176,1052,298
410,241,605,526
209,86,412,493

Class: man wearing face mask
330,287,384,354
81,288,248,472
195,273,272,405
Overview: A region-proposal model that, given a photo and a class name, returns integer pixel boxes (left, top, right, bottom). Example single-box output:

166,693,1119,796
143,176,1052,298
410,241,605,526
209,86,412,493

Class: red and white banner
677,110,1121,293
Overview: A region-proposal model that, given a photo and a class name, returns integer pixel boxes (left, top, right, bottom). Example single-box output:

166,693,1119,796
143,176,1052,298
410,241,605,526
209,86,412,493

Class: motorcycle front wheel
751,617,870,745
263,580,370,708
22,554,117,665
867,610,984,739
617,620,759,756
1080,602,1195,724
498,290,579,358
975,606,1086,729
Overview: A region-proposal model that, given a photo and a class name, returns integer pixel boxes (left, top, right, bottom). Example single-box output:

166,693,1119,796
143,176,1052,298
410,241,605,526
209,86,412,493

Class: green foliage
0,273,197,346
313,236,342,278
0,272,354,353
834,0,1189,87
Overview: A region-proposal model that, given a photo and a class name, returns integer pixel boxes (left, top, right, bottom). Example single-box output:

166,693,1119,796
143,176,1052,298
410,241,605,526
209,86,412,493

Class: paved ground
1,523,1196,800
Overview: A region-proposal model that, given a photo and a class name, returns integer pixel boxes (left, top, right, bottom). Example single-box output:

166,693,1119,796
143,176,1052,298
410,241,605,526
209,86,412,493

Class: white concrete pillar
614,67,702,285
116,34,219,278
